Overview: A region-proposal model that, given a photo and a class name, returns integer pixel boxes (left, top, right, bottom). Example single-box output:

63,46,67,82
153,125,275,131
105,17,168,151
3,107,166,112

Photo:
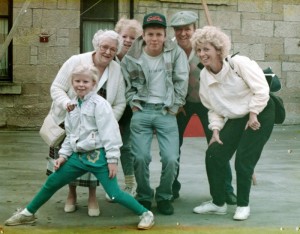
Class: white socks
21,208,33,216
125,175,135,188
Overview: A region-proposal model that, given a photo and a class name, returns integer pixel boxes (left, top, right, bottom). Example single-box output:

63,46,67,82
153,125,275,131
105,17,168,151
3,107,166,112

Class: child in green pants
5,64,154,230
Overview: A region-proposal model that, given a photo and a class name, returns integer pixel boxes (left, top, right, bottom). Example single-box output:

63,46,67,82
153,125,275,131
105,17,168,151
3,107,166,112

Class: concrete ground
0,125,299,231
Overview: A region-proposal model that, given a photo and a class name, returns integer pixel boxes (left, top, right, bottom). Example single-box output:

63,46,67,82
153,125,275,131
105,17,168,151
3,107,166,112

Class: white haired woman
46,30,126,217
190,26,275,220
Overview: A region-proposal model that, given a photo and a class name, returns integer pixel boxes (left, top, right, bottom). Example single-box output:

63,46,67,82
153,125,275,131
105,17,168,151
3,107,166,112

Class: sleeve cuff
59,154,69,161
107,158,118,164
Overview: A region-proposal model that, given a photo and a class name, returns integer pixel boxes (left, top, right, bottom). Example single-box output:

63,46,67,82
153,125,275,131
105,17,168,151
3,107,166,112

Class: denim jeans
26,151,147,215
130,103,179,202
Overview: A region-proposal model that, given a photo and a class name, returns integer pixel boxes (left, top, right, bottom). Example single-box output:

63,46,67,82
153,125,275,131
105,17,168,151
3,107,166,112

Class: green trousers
27,151,147,215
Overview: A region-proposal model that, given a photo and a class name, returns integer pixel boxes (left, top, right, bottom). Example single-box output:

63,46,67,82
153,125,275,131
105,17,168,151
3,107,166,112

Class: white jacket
59,92,122,164
49,51,126,125
200,55,269,131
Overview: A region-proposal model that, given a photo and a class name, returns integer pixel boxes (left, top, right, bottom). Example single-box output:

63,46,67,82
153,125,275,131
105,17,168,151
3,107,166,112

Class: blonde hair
70,64,100,85
92,30,122,53
115,17,143,38
190,26,231,60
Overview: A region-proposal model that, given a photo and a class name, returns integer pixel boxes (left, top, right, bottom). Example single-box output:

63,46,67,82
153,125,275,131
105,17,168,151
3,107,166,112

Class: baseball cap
170,11,198,27
143,12,167,29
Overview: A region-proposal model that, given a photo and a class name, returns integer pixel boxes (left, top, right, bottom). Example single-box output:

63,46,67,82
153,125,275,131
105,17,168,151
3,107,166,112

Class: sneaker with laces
137,211,154,230
193,200,227,215
5,208,36,226
233,206,250,220
124,186,136,197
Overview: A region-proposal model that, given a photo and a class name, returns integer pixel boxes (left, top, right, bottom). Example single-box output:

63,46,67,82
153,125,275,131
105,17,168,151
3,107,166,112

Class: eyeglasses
99,45,118,54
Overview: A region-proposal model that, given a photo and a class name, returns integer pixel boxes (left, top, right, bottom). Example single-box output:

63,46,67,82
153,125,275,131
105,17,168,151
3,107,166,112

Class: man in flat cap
121,12,189,215
170,11,237,205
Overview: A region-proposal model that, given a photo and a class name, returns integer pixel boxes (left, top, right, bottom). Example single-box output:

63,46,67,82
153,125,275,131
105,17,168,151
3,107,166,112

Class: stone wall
0,0,299,129
0,0,80,129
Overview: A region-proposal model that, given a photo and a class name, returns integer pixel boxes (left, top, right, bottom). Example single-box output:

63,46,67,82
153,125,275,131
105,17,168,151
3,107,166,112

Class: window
80,0,118,53
0,0,12,81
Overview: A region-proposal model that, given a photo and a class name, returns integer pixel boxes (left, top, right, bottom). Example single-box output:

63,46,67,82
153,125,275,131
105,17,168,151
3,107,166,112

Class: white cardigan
49,51,126,125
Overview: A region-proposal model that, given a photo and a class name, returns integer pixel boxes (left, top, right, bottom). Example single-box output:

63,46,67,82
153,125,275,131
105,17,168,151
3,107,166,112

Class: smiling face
195,42,222,72
120,27,138,54
174,24,195,50
142,27,166,56
72,74,96,99
94,38,118,66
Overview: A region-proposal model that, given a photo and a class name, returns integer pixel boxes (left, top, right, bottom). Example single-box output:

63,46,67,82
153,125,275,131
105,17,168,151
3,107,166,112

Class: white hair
92,30,122,53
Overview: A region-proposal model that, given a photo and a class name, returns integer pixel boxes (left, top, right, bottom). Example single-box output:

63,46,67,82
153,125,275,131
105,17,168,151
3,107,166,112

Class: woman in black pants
190,26,275,221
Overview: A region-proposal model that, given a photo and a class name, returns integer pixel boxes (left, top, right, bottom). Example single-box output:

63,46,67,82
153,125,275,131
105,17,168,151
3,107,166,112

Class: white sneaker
138,211,154,230
124,186,137,197
5,208,36,226
233,206,250,220
193,200,227,215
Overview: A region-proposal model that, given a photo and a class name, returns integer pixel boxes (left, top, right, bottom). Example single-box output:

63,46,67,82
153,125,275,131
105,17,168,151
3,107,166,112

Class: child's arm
54,156,66,171
58,111,73,158
108,163,118,178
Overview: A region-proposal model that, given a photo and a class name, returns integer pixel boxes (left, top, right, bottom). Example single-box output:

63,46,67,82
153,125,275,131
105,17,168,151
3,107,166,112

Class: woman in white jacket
46,30,126,217
190,26,275,221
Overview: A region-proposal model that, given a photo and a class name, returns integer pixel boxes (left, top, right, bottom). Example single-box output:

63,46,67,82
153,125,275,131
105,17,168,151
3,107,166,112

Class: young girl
4,64,154,230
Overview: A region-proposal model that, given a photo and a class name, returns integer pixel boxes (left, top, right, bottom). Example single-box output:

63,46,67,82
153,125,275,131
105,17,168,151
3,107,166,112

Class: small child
4,64,154,230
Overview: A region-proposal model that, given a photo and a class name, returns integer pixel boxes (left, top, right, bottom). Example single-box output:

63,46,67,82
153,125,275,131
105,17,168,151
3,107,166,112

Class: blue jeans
130,103,179,202
26,151,147,215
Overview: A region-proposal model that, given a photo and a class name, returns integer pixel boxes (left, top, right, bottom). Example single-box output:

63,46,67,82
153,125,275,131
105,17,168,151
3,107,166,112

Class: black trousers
173,101,234,195
206,98,275,206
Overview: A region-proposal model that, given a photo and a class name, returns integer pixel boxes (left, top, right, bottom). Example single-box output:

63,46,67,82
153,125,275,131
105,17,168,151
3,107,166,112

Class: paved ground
0,125,299,231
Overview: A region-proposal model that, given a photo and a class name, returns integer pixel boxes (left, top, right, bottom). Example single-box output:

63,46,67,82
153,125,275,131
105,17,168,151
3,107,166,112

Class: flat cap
170,11,198,27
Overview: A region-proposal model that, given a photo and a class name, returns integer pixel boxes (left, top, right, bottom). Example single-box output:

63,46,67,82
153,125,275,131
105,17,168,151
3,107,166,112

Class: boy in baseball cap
121,12,189,215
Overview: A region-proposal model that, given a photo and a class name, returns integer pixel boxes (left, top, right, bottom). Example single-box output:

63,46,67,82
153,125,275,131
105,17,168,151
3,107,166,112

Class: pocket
76,131,98,152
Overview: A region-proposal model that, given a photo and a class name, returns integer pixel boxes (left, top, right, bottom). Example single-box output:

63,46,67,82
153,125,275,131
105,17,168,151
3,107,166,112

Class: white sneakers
138,211,154,230
193,200,250,221
5,208,36,226
193,200,227,215
233,206,250,220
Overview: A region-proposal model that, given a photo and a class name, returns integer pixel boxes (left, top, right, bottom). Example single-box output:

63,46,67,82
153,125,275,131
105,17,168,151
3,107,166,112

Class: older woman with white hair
190,26,275,221
46,30,126,217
